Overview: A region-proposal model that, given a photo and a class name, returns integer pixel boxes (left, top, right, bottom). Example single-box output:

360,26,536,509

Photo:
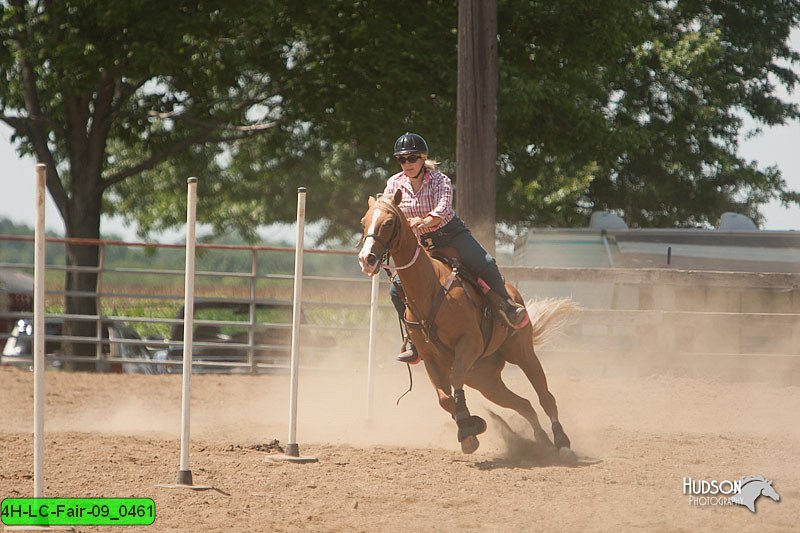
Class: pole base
155,469,219,491
176,469,193,486
155,482,218,491
265,454,319,464
265,443,318,463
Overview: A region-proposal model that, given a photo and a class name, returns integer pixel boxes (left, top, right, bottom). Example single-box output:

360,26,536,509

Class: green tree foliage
583,1,800,228
111,0,459,244
211,0,800,237
2,0,799,254
1,1,294,224
496,0,652,228
0,0,302,359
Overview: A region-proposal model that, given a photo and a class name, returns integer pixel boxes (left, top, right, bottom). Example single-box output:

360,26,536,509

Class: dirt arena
1,355,798,532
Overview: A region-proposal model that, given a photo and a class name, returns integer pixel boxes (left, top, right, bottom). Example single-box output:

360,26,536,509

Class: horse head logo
730,476,781,513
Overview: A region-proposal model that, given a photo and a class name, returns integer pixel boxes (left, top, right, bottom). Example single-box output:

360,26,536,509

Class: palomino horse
358,190,577,458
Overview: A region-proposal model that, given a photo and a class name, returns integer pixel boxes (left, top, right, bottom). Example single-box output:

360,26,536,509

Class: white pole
286,187,306,457
366,273,379,422
177,177,198,485
33,163,46,498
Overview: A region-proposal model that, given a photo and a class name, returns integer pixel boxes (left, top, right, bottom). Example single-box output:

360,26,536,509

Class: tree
0,1,297,362
111,0,461,244
587,1,800,228
3,0,799,297
212,0,799,239
495,0,800,230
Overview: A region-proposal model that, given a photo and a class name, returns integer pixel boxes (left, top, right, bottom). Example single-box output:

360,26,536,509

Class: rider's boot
396,342,420,364
498,297,528,328
485,290,527,328
476,287,526,329
479,263,528,329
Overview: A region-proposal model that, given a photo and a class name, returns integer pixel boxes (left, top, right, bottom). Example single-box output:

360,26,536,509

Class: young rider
383,132,527,363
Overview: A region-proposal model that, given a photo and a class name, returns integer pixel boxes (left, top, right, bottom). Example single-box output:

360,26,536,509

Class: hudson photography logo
683,475,781,512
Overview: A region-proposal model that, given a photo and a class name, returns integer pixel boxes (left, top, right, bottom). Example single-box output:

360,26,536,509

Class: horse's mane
375,195,406,223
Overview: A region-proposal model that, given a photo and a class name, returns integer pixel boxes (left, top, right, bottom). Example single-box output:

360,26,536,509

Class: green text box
1,498,155,526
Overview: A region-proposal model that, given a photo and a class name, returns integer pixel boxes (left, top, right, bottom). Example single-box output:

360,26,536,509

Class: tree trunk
62,181,103,371
456,0,498,255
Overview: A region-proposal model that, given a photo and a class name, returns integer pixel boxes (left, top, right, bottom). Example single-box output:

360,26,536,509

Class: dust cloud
530,277,800,387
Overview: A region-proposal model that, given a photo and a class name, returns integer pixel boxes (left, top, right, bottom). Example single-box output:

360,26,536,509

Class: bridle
358,197,422,271
358,226,394,266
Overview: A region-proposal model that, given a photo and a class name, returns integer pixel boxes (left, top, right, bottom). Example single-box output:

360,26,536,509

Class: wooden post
456,0,498,254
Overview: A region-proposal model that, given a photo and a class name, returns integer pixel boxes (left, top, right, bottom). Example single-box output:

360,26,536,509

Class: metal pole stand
156,178,218,491
267,187,318,464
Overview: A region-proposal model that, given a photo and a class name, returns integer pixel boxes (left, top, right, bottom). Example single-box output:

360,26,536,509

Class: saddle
428,247,505,340
395,246,502,359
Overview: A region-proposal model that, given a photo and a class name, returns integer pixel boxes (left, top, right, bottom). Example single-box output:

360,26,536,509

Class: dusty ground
0,356,798,532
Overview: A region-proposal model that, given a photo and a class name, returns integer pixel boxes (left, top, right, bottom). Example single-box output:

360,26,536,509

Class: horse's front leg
450,338,487,454
421,356,454,415
422,356,481,454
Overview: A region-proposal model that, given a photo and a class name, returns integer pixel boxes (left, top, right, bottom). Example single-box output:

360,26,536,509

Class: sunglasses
395,154,422,164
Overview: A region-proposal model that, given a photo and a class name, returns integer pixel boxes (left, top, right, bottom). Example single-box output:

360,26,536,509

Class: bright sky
1,29,798,240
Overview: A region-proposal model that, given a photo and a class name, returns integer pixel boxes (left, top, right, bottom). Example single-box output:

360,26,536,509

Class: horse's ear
393,188,402,205
368,196,376,207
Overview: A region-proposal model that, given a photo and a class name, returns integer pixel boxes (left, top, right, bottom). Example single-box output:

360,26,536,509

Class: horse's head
357,189,405,276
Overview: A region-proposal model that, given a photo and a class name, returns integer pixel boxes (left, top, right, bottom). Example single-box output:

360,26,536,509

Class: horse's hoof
552,421,572,450
457,415,487,442
461,435,480,454
558,447,578,464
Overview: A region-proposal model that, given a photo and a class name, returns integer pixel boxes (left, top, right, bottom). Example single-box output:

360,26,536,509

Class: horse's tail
526,297,580,347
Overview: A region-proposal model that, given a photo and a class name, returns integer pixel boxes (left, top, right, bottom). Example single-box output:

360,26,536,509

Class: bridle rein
359,197,422,272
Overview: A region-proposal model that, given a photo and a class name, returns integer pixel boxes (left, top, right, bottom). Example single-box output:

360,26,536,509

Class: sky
1,29,798,242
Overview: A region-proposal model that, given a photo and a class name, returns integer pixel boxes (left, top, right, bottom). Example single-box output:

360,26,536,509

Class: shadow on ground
470,411,601,471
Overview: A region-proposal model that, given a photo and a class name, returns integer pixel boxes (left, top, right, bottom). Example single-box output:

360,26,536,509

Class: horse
357,190,577,459
731,476,781,513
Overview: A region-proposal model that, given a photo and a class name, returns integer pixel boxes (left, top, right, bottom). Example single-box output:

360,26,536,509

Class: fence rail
508,265,800,383
0,234,396,373
504,265,800,289
2,234,799,382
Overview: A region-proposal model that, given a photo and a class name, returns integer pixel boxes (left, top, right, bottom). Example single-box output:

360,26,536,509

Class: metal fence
0,234,397,373
2,233,799,382
505,265,800,383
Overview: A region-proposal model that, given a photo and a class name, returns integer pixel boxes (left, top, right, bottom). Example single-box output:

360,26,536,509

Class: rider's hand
408,217,426,230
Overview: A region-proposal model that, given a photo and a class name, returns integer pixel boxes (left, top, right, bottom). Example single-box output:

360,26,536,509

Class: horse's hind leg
466,354,553,446
504,339,573,453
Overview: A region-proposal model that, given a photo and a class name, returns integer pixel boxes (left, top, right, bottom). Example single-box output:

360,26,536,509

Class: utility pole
456,0,498,254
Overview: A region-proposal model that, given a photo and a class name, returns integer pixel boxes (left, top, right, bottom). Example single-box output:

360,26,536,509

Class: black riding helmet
393,132,428,156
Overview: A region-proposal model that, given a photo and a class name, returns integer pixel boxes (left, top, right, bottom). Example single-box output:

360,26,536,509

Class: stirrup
498,300,529,330
396,345,420,364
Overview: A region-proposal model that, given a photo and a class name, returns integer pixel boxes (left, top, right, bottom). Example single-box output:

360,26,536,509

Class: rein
362,197,478,377
391,242,421,271
370,197,462,360
360,197,422,273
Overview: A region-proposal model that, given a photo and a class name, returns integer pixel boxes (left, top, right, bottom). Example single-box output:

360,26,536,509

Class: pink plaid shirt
382,170,455,237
